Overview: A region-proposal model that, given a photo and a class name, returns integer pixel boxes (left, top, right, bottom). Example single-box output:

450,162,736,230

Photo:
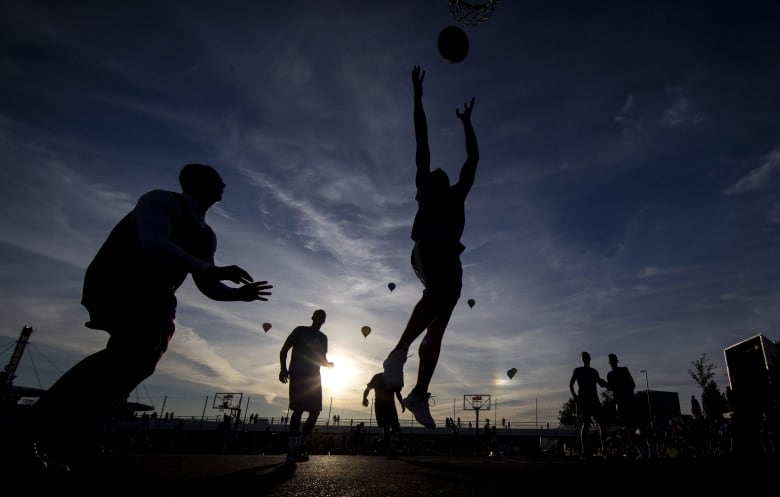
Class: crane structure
1,325,34,389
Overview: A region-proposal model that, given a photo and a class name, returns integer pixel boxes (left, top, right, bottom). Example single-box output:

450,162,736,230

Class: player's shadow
168,461,296,497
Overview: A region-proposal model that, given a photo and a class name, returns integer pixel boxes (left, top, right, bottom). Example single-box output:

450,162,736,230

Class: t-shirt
285,326,328,379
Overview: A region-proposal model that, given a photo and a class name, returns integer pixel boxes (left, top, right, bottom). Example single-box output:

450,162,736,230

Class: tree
689,353,728,420
558,398,577,426
688,353,716,393
701,381,728,420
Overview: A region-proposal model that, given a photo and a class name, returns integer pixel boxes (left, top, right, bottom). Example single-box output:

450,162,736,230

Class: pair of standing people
569,351,639,458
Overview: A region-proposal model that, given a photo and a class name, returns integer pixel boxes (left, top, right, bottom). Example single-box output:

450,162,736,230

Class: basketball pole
157,395,167,428
200,395,208,429
326,396,333,433
536,398,540,450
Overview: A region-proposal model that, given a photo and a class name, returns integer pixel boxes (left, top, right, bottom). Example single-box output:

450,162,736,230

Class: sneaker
403,392,435,428
383,348,407,389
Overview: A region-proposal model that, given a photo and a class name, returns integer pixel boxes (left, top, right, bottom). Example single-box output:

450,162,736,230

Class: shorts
375,405,400,428
289,374,323,412
411,240,462,305
86,299,176,354
577,397,603,423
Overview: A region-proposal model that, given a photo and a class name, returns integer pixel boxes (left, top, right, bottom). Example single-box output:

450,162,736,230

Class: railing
139,414,564,433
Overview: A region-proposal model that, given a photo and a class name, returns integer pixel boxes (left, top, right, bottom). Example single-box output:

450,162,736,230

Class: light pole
640,369,653,425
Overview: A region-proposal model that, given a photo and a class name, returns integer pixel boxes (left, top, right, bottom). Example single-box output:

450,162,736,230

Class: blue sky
1,0,779,426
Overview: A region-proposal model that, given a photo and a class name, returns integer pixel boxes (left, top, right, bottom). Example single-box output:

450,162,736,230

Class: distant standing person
569,351,608,459
362,372,406,459
279,309,334,463
382,65,479,429
605,353,639,456
27,163,273,473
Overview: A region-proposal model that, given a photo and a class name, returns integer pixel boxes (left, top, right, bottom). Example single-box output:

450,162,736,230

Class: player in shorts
363,372,406,459
383,65,479,429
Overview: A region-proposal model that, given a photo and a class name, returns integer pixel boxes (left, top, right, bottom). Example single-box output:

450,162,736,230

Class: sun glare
321,354,357,393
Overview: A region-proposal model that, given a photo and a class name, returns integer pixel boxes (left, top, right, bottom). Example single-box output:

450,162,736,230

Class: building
724,333,777,402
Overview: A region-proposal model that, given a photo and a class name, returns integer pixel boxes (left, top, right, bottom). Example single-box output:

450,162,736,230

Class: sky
1,0,779,428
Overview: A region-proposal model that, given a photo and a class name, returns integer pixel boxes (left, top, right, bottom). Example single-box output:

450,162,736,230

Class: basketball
437,25,469,64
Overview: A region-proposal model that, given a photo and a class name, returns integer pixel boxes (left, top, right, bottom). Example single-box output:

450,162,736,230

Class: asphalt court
3,453,774,496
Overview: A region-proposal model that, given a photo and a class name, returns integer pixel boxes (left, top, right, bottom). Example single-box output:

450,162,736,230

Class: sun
321,354,357,393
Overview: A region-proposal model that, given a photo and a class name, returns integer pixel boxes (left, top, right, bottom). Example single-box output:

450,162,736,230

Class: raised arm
456,97,478,191
412,65,431,187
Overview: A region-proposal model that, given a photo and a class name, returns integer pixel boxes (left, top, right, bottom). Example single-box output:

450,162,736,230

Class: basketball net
449,0,499,26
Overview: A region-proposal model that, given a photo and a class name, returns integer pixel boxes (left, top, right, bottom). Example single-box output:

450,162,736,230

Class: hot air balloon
467,298,475,308
387,282,396,292
361,326,371,338
507,367,517,380
262,322,272,333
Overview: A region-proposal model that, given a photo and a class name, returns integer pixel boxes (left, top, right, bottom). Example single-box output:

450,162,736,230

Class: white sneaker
404,392,435,428
383,348,407,389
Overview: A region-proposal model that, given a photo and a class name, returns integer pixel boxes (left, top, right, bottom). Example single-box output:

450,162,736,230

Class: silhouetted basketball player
383,65,479,429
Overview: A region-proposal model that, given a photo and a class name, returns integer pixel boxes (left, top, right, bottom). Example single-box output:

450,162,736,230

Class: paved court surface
3,452,774,496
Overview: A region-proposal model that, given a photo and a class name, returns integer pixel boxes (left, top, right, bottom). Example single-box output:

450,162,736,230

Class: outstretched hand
207,265,254,285
235,280,273,302
412,65,425,97
456,97,475,121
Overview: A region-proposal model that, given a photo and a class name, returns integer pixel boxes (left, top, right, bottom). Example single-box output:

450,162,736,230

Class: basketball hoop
449,0,500,26
463,394,491,411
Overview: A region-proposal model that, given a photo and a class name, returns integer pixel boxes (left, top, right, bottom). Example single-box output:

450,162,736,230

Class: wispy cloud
659,96,705,128
724,149,780,195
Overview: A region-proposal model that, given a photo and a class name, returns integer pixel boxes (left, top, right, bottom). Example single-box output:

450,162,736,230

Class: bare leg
412,311,453,395
289,410,303,438
394,295,437,350
580,417,592,457
33,333,163,433
301,410,320,440
383,426,391,455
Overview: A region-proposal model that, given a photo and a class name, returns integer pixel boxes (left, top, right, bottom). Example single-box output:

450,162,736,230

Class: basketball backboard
463,394,491,411
213,392,243,411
